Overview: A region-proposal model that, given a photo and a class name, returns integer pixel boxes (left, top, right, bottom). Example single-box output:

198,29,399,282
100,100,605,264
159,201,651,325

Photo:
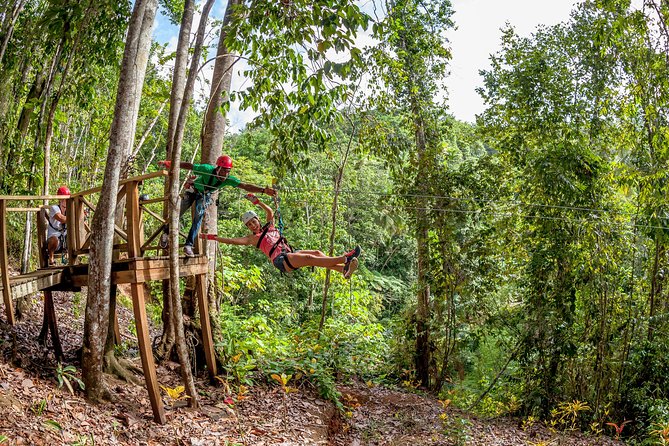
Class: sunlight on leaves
160,385,190,401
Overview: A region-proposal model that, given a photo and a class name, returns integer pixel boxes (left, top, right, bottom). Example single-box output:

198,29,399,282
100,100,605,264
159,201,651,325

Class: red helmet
216,155,233,169
56,186,71,196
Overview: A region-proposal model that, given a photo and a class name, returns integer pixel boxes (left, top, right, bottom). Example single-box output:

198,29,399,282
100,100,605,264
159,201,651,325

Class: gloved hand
157,160,172,169
245,193,260,205
199,233,218,241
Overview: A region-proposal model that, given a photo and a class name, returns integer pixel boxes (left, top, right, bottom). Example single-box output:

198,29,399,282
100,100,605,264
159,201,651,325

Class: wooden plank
126,181,166,424
110,262,207,284
140,197,167,205
141,207,167,225
134,263,208,282
36,207,48,269
71,171,168,198
74,197,87,258
129,281,165,424
66,198,76,265
0,195,69,201
126,255,208,270
9,271,63,299
0,200,14,325
114,225,128,241
7,207,40,212
196,274,217,378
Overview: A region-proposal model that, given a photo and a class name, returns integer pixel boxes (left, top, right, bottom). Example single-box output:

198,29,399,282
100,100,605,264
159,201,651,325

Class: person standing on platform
47,186,70,266
157,155,276,257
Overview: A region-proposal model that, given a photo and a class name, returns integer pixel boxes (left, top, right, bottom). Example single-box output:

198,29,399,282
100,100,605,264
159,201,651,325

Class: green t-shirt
192,163,241,193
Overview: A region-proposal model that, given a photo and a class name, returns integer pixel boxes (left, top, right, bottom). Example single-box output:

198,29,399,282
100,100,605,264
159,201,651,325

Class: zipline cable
170,171,669,232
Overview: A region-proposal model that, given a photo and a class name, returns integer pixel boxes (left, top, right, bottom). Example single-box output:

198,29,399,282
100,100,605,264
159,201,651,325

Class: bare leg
284,252,346,269
47,236,59,264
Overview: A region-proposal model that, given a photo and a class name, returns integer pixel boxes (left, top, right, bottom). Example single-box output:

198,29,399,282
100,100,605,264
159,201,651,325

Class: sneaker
344,257,358,279
159,233,169,249
344,245,361,260
184,245,195,257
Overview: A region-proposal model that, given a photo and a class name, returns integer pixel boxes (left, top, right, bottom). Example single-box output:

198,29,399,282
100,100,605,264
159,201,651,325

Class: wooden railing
0,171,171,323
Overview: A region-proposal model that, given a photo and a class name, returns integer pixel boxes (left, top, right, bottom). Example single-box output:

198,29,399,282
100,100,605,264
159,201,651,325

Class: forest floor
0,290,626,446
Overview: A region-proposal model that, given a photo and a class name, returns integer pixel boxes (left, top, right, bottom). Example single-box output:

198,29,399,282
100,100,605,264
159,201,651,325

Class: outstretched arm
238,182,277,196
246,194,274,223
201,233,255,246
157,160,194,170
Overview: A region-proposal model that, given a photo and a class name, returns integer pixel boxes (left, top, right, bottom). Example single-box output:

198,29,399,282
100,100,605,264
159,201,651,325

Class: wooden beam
0,200,15,325
66,198,77,265
140,197,167,205
6,207,40,212
73,197,87,258
36,207,48,269
0,195,69,201
71,171,168,198
196,274,217,378
125,181,165,424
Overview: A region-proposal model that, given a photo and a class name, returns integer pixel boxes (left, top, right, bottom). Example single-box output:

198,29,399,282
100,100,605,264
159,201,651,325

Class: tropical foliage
4,0,669,441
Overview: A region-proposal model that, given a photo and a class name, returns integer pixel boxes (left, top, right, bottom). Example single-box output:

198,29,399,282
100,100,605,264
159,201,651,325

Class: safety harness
255,222,296,270
47,207,67,252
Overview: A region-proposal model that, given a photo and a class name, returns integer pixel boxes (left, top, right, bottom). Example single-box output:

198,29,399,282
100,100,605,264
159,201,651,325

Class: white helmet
242,210,258,224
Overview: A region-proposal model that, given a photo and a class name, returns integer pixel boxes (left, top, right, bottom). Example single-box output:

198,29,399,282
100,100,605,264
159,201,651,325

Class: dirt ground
0,291,626,445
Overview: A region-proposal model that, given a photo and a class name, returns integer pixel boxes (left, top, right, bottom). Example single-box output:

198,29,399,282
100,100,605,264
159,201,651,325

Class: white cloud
445,0,580,122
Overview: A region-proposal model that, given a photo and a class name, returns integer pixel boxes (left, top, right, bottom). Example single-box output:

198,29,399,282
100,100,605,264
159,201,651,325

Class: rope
273,193,285,236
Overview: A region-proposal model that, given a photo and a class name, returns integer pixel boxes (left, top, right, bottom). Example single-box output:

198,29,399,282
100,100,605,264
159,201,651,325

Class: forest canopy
2,0,669,442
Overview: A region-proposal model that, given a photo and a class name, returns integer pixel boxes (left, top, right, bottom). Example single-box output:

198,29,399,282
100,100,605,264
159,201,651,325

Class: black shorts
272,250,299,273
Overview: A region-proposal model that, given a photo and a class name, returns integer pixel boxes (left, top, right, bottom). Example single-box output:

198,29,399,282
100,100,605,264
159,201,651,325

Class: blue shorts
273,250,299,273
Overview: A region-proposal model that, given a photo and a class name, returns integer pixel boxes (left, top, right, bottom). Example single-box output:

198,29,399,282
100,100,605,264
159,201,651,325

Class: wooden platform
0,173,218,425
0,255,207,298
0,269,66,299
69,255,208,287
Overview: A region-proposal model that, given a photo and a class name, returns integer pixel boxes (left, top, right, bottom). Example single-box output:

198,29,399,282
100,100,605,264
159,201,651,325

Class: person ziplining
157,155,276,257
200,194,361,278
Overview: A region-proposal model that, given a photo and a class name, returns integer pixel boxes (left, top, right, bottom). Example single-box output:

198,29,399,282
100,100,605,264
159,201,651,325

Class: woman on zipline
200,194,360,278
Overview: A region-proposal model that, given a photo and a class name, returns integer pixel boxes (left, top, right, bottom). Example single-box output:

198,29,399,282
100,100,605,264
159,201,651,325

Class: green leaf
44,420,63,431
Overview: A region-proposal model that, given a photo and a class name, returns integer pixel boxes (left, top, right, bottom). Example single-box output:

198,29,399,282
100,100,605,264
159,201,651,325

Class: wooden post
195,274,217,377
41,291,64,361
66,198,77,265
35,209,63,360
0,200,15,325
126,181,166,424
74,197,86,260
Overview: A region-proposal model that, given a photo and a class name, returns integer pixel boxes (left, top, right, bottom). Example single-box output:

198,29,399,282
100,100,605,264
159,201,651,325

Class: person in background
157,155,276,257
47,186,70,266
200,194,361,278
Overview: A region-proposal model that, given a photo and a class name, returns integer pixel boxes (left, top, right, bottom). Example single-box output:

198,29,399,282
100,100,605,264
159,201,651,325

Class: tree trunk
82,0,157,402
648,237,665,343
0,0,27,64
200,0,241,354
319,118,355,331
414,115,431,389
166,0,216,405
156,0,194,363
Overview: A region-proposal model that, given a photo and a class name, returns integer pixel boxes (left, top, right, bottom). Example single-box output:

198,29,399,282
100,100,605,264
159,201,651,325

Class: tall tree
362,0,453,388
82,0,158,401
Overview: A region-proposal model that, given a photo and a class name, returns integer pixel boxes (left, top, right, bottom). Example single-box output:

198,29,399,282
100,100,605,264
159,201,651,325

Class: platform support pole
0,200,15,325
126,181,166,424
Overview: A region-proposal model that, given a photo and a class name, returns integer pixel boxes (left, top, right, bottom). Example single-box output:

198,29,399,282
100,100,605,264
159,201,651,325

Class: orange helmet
57,186,71,196
216,155,233,169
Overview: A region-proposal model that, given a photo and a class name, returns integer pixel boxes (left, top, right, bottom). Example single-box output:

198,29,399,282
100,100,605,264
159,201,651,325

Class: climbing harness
47,206,67,259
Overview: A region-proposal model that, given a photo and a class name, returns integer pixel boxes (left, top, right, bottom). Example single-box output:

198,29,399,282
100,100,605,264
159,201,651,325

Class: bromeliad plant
551,400,591,431
55,363,85,395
